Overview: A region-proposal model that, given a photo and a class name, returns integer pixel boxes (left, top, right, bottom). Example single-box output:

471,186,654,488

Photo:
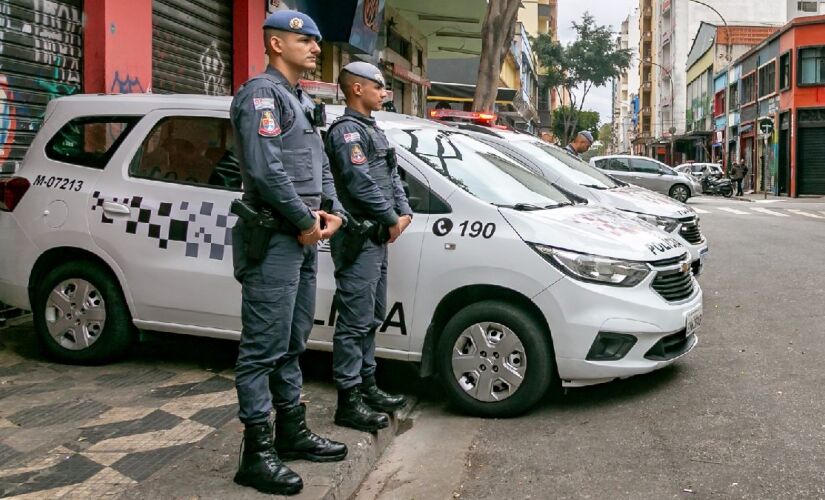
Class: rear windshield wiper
582,183,608,190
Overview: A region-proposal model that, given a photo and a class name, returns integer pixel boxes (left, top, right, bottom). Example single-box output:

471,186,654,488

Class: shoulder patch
350,144,367,165
343,131,361,143
253,97,275,110
259,110,281,137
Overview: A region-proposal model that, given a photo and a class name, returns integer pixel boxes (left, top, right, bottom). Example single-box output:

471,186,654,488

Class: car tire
32,261,135,364
669,184,690,202
437,301,553,417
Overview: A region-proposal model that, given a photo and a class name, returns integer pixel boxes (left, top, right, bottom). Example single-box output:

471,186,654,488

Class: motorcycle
701,174,733,197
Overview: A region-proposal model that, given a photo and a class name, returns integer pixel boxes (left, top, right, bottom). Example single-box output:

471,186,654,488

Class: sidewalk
0,322,413,499
731,192,825,203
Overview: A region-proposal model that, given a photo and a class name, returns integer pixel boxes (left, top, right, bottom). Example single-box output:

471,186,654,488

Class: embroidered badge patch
343,131,361,143
290,17,304,29
253,97,275,110
259,110,281,137
350,144,367,165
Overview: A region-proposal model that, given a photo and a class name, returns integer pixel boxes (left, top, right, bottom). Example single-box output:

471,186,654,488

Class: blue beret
578,130,594,143
341,62,386,88
263,10,322,41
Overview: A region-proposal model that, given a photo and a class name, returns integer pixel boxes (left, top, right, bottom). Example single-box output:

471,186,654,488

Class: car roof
52,93,233,113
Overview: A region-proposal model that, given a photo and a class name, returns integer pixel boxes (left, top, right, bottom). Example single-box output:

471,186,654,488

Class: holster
231,199,294,262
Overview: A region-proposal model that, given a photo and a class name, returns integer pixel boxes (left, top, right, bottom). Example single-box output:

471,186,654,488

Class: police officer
230,10,348,495
565,130,594,158
325,62,412,432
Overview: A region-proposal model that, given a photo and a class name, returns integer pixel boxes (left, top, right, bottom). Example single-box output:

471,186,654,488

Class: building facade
613,9,640,153
0,0,433,174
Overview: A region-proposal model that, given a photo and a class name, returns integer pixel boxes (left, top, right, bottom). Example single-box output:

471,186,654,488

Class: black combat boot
360,375,407,413
233,423,303,495
334,386,390,432
275,404,348,462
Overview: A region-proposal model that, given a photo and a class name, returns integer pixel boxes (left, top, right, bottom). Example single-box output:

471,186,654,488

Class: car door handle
102,202,131,216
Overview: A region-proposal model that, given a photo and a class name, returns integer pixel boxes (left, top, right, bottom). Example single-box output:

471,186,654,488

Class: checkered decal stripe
91,192,237,261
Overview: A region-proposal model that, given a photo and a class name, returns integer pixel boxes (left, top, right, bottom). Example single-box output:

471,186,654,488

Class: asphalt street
359,196,825,500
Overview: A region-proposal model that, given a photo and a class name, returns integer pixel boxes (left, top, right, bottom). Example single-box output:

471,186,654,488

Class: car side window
604,158,631,171
129,116,241,191
46,116,140,169
398,166,451,214
630,158,661,174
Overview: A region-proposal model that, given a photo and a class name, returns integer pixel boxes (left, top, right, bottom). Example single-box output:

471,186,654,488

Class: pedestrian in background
229,10,349,495
325,62,412,433
565,130,594,158
731,158,746,196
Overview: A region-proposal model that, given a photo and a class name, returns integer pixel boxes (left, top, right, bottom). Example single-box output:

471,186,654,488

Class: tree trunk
472,0,522,112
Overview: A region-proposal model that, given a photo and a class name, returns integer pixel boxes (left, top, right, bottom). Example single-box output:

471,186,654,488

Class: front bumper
535,272,702,388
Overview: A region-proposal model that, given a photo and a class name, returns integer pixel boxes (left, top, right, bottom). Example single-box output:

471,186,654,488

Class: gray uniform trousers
330,234,388,390
233,223,317,425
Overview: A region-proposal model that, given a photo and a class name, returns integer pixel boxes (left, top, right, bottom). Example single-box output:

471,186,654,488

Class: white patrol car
0,95,702,417
451,126,710,275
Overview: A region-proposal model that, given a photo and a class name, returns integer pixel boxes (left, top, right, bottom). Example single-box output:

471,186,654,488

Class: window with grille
758,61,776,97
799,47,825,85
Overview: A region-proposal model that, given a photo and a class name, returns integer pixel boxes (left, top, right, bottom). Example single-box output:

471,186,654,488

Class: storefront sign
391,65,431,88
349,0,385,54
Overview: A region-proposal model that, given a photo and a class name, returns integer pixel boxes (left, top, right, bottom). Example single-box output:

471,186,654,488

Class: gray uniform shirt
325,108,412,226
230,66,342,232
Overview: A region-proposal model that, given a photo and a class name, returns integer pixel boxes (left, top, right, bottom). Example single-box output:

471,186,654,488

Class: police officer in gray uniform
325,62,412,432
230,10,348,495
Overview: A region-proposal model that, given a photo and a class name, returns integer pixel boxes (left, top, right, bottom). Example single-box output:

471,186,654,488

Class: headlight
625,211,681,233
530,244,650,287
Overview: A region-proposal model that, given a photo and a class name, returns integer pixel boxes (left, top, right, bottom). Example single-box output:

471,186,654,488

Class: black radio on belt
305,101,326,128
386,147,397,170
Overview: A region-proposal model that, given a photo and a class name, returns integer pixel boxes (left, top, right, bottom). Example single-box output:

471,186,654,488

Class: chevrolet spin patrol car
0,95,703,417
446,125,709,276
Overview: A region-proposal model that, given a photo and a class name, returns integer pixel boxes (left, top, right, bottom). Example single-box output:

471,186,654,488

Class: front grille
649,253,689,267
678,217,704,244
652,267,695,302
645,329,695,361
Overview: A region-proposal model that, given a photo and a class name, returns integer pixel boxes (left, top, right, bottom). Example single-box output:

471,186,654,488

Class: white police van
449,124,710,275
0,95,702,417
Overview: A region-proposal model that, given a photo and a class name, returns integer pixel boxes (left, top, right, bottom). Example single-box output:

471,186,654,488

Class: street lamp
645,57,675,165
689,0,732,172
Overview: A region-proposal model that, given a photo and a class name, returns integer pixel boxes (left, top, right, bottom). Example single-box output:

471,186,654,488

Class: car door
599,157,635,184
310,157,429,356
89,109,242,333
628,157,667,193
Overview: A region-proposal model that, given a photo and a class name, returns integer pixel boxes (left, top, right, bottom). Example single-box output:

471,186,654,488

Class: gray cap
340,62,386,88
577,130,594,144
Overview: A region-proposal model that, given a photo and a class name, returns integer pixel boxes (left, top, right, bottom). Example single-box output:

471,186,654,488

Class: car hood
598,185,696,219
501,205,687,261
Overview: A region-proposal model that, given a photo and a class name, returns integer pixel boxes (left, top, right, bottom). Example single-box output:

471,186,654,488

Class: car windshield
512,140,621,189
387,128,573,208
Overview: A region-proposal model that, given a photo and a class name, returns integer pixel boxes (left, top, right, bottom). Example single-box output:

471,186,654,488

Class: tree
472,0,522,112
552,107,600,145
598,123,614,154
533,13,631,143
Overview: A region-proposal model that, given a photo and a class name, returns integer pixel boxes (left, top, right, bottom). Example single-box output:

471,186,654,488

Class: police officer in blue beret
325,62,412,432
230,10,348,495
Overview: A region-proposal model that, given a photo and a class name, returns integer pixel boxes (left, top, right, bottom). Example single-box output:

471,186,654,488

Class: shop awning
427,81,516,104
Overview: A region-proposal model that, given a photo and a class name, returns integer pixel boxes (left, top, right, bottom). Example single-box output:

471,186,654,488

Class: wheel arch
28,247,133,316
419,284,555,378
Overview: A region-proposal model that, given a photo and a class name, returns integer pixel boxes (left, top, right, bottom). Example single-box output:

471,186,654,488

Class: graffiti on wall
0,0,83,172
200,41,228,96
110,71,146,94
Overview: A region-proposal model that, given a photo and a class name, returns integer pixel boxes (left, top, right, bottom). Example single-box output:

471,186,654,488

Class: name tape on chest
259,110,282,137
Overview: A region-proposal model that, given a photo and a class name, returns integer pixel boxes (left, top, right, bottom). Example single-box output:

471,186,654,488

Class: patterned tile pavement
0,323,240,498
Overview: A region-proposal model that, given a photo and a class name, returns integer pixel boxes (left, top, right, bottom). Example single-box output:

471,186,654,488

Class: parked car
445,124,709,275
675,162,725,180
589,155,701,202
0,95,702,417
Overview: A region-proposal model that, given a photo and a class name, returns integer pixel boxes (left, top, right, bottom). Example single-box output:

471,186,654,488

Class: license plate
686,307,703,336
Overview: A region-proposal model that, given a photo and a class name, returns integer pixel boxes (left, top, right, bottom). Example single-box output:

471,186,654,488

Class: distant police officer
230,10,348,496
325,62,412,432
565,130,594,158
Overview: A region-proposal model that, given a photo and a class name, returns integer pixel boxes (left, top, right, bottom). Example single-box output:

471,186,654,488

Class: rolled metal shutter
0,0,83,174
798,127,825,195
152,0,232,96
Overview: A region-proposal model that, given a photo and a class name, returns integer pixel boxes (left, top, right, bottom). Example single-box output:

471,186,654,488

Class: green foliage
532,12,632,143
551,107,600,143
